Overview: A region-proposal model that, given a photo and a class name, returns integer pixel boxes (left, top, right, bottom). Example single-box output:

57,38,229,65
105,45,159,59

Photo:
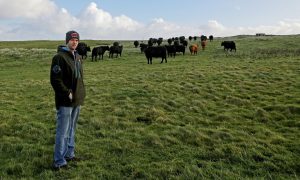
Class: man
50,30,86,170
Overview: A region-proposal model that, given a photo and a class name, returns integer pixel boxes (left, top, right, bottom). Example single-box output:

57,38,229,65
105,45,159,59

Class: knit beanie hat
66,30,80,44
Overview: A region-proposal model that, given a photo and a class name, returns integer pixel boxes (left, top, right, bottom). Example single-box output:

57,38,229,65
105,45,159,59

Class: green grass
0,35,299,179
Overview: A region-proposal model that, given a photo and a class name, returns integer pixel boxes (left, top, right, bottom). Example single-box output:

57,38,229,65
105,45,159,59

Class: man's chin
69,46,77,51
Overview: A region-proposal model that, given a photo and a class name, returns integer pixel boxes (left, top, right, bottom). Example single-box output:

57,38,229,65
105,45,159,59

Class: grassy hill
0,35,299,179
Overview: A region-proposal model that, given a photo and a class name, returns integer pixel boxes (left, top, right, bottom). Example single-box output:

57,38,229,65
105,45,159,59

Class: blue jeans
53,106,80,167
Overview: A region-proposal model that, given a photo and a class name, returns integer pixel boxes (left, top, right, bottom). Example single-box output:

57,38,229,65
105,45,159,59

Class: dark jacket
50,46,86,109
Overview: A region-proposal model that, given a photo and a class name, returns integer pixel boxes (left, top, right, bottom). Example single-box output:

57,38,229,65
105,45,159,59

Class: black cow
144,46,167,64
221,41,236,52
134,40,139,48
175,45,185,55
201,35,207,41
157,38,163,45
165,45,176,58
139,43,148,53
174,40,180,46
209,35,214,42
167,38,173,45
181,40,188,47
92,46,109,61
109,45,123,58
76,42,91,59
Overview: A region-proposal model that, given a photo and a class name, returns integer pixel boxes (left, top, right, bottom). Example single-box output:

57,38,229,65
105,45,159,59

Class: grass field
0,35,299,179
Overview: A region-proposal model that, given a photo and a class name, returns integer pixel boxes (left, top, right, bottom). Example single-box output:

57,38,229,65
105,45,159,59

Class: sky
0,0,300,41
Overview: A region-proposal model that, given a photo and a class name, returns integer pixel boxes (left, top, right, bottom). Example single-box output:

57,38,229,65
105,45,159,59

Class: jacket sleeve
50,54,71,96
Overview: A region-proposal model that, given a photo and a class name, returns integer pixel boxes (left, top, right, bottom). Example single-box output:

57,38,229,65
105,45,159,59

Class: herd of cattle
64,36,236,64
75,42,123,61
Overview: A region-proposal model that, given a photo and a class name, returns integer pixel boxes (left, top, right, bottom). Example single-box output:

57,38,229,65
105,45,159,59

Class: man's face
67,38,79,51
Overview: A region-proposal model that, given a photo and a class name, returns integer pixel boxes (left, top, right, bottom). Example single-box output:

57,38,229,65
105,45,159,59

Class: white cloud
0,1,299,41
250,20,300,35
199,19,300,37
142,18,199,39
75,2,143,40
0,0,57,19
